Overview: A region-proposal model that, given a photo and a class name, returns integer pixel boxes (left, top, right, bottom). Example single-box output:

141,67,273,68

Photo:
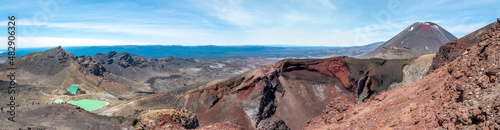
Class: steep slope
109,54,435,129
0,47,133,102
0,104,129,129
360,22,457,59
429,21,499,72
305,19,500,129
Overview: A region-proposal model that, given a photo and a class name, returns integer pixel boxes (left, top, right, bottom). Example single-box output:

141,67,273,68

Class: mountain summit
360,22,457,59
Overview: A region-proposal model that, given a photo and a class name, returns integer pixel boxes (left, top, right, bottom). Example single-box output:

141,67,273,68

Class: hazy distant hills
359,22,457,59
0,43,382,59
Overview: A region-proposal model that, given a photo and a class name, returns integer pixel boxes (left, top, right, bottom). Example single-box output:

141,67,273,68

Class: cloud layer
0,0,498,48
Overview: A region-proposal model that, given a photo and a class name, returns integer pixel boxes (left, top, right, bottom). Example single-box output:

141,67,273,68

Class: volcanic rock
260,120,291,130
175,55,432,129
150,114,187,130
134,109,199,129
195,122,243,130
429,21,498,72
109,52,435,129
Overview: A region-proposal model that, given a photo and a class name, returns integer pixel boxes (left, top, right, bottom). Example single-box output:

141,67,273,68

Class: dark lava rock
261,120,291,130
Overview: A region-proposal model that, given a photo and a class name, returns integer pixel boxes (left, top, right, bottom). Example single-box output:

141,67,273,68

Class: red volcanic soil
182,56,411,129
305,20,500,129
429,22,499,72
151,114,187,130
196,122,243,130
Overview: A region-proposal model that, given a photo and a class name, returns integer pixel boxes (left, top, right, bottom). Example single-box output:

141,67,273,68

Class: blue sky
1,0,499,48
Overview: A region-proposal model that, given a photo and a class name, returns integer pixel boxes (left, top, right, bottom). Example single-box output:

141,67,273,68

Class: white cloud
0,19,223,40
1,37,160,49
315,0,337,10
46,22,217,38
283,13,315,25
204,0,257,27
197,0,337,28
241,21,404,46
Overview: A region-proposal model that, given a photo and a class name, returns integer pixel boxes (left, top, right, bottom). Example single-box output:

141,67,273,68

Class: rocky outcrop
260,120,291,130
134,109,199,129
195,122,242,130
305,20,500,130
429,22,499,72
356,71,374,102
151,114,187,130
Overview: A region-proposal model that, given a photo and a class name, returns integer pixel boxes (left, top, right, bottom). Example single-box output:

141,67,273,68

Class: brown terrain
0,104,129,129
0,46,278,103
109,54,434,129
305,19,500,129
0,47,277,129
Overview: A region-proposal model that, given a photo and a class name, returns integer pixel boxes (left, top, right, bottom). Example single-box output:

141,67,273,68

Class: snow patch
432,25,438,29
425,46,429,50
410,27,414,31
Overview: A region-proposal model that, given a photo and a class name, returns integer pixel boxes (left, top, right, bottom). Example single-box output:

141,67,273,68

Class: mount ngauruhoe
360,22,457,59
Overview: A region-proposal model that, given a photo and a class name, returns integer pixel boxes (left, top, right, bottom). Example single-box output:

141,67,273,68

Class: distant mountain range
0,43,382,59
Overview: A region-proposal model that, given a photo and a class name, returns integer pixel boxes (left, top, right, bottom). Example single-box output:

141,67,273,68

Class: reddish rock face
305,20,500,129
151,114,186,130
195,122,243,130
429,22,499,72
184,56,412,129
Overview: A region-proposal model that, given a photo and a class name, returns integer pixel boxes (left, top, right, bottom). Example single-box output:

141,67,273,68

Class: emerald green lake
68,99,109,111
67,86,78,93
54,99,63,103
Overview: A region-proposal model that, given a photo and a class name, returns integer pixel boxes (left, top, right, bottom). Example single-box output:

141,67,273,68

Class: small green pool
67,86,78,93
68,99,109,111
54,99,63,103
